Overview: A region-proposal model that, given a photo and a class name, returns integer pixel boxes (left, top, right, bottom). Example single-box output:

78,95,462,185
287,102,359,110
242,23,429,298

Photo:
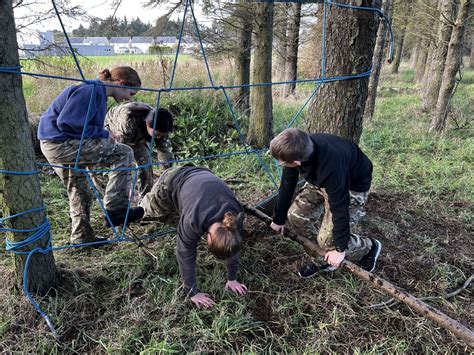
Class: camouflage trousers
40,139,134,243
287,183,372,262
133,139,175,199
140,165,182,223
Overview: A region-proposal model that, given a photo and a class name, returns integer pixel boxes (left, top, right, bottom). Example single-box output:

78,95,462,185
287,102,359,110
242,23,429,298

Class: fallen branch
368,274,473,309
243,204,474,348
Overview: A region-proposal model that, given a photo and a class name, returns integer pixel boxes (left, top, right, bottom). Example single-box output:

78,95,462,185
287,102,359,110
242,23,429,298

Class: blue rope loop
4,220,51,254
0,65,22,72
0,0,393,337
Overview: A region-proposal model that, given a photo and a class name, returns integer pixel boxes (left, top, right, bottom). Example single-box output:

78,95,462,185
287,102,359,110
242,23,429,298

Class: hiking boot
105,207,144,227
357,239,382,272
298,263,337,278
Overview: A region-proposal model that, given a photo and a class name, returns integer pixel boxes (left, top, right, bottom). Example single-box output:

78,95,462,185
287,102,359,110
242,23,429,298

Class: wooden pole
244,204,474,347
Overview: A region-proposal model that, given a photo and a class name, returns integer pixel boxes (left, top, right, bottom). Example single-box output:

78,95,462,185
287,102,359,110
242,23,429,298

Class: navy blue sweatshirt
168,167,243,296
38,80,109,141
273,133,372,251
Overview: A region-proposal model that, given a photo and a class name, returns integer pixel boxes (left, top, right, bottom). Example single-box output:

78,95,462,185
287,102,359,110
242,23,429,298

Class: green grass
0,58,473,353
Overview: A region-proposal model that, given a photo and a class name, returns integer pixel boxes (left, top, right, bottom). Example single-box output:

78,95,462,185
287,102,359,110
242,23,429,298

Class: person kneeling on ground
140,165,247,308
269,128,382,277
105,102,174,199
38,66,145,245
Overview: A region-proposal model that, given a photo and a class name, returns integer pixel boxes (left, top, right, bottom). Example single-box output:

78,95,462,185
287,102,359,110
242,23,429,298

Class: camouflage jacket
105,102,174,162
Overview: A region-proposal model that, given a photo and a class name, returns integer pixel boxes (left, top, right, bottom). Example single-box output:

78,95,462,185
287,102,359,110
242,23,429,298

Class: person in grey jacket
140,165,247,308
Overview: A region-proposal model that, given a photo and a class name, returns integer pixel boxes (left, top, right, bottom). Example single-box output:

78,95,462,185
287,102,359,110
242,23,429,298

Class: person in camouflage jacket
105,101,174,198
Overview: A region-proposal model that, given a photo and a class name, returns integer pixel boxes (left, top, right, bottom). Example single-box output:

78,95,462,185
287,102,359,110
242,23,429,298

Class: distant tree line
70,16,188,39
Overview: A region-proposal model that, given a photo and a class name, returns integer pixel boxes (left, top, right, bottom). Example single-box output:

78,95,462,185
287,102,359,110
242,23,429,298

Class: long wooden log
244,204,474,347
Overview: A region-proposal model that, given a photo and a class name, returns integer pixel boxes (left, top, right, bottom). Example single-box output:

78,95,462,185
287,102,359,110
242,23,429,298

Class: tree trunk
0,0,59,295
234,2,252,114
430,0,472,132
283,2,302,97
273,3,288,85
312,5,325,78
415,0,439,84
415,40,430,83
409,45,419,68
306,0,380,143
390,22,406,74
469,31,474,68
364,0,393,122
248,2,273,148
421,0,455,112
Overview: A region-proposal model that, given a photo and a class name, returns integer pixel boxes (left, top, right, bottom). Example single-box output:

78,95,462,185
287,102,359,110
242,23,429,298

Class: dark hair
208,212,243,260
98,66,141,87
270,128,313,162
145,108,174,133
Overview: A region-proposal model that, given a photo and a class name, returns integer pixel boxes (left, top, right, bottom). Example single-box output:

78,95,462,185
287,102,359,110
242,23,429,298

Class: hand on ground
190,292,215,308
225,280,248,295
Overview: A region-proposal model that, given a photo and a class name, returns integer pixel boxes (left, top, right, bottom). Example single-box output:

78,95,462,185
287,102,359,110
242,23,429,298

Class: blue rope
168,0,189,88
4,220,50,253
0,67,373,93
74,83,97,167
0,206,45,224
51,0,85,80
189,0,214,87
147,91,162,165
0,168,41,175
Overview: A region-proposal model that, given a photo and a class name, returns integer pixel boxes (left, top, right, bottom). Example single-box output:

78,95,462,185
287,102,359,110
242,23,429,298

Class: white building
131,37,155,54
110,37,132,53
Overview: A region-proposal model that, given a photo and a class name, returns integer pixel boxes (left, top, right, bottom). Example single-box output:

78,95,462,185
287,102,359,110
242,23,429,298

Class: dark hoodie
273,133,372,251
168,167,243,296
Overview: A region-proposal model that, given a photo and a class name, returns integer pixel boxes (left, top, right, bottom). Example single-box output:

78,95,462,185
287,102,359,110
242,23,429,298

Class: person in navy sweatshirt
38,66,144,245
140,165,247,308
269,128,382,278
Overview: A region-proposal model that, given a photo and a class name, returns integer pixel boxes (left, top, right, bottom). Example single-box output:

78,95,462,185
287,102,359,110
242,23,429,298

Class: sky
14,0,209,33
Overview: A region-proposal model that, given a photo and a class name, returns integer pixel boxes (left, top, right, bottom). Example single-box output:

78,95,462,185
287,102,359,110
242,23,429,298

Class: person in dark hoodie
140,165,247,308
38,66,144,245
269,128,382,277
105,102,174,199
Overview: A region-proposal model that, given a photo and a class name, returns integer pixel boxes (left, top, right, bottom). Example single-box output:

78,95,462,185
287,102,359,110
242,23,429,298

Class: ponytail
208,212,244,260
98,66,141,87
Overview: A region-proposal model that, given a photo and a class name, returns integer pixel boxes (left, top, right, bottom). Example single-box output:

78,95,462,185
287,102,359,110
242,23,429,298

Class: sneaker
357,239,382,272
105,207,144,227
298,263,337,278
320,263,338,272
298,263,318,278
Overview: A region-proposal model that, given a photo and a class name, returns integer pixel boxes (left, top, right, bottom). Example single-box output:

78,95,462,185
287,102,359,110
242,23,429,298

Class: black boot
105,207,144,227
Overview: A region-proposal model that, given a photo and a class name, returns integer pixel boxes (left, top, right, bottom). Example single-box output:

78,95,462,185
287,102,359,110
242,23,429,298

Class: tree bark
421,0,455,112
409,44,419,68
283,2,302,97
469,31,474,68
390,21,406,74
234,2,252,114
306,0,380,143
415,0,439,84
273,3,288,86
364,0,393,122
0,0,59,295
430,0,472,132
312,5,325,78
248,2,273,148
